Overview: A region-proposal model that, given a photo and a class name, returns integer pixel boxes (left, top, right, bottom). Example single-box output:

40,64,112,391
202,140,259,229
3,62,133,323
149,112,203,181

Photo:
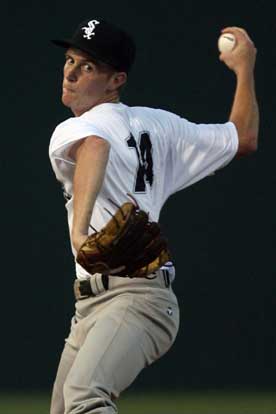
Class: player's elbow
237,132,258,157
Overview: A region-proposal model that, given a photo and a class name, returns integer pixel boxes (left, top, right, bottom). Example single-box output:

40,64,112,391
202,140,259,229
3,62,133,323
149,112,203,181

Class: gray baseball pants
50,270,179,414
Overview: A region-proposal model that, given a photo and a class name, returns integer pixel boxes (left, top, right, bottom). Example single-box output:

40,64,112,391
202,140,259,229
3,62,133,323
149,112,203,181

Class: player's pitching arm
71,136,110,252
219,27,259,157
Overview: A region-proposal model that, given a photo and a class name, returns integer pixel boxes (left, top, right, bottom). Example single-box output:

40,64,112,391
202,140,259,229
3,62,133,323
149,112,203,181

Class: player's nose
64,66,78,82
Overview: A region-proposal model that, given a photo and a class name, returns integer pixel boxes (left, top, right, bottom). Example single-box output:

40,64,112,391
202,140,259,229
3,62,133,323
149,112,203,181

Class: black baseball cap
52,18,136,73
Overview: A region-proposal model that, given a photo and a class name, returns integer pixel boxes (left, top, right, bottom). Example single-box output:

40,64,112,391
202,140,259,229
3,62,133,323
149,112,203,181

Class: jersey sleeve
49,117,112,163
162,112,239,199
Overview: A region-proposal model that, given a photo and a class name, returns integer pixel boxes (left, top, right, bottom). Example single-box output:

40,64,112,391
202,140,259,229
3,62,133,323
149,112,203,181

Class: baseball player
49,18,259,414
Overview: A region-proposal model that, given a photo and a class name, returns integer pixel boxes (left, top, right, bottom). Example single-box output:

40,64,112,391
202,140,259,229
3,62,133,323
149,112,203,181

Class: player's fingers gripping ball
76,196,171,278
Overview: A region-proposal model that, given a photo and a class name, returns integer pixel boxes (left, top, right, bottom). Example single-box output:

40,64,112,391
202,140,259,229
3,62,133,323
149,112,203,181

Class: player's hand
72,233,88,253
219,27,257,76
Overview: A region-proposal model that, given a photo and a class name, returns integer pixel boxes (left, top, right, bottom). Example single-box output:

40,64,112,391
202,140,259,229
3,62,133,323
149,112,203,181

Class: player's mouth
63,86,75,94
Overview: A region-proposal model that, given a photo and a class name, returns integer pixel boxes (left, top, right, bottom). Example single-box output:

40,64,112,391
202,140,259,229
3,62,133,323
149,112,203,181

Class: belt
74,274,109,300
74,269,173,301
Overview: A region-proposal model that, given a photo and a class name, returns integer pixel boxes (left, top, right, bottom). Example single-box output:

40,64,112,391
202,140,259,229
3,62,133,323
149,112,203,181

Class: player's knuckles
223,26,245,35
230,28,253,44
221,27,254,45
234,40,255,58
228,26,248,34
242,36,255,47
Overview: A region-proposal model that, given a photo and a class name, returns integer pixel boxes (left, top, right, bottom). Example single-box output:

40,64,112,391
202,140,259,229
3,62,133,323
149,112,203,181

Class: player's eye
83,63,93,72
65,55,74,65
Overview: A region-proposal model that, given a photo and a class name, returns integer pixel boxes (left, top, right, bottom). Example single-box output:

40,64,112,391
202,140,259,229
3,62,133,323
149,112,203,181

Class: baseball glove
76,197,171,278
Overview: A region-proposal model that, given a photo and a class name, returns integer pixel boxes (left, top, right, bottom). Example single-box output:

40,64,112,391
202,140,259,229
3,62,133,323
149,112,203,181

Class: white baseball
218,33,236,53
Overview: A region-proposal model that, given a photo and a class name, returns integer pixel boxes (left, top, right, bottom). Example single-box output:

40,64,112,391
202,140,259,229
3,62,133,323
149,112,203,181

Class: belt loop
162,269,171,288
90,274,108,296
102,274,109,290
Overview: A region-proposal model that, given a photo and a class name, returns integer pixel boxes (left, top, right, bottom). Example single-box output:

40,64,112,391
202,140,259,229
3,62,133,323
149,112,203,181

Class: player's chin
61,94,74,107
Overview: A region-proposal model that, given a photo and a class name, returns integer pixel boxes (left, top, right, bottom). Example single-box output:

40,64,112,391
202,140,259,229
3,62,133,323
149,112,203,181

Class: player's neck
72,93,120,116
103,89,120,103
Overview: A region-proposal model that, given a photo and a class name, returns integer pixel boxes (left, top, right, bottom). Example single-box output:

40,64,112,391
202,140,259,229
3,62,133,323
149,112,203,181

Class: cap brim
52,38,96,56
51,38,127,72
52,38,114,67
52,39,73,48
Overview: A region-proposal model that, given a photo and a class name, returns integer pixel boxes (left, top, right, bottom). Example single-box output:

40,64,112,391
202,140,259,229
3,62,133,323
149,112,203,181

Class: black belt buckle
74,279,93,300
74,275,109,300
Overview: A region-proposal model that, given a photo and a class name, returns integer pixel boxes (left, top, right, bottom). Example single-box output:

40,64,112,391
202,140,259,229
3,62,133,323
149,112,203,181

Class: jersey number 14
127,133,153,193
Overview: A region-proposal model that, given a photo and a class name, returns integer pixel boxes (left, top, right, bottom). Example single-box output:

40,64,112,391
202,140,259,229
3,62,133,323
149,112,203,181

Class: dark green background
2,0,275,393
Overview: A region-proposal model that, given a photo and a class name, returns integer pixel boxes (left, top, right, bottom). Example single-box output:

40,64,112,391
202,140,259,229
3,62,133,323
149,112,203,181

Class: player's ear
108,71,127,92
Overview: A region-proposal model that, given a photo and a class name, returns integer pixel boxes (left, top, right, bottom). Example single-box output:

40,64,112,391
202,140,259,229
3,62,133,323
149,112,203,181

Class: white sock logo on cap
82,20,100,40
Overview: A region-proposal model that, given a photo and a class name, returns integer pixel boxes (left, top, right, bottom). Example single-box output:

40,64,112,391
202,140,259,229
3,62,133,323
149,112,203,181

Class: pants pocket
135,292,180,364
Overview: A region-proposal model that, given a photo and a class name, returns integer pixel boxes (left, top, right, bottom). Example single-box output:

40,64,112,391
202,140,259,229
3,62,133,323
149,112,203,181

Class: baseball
218,33,236,53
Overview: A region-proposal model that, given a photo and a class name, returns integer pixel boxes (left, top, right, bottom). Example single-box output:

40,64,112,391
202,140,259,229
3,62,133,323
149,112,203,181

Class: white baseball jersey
49,102,239,279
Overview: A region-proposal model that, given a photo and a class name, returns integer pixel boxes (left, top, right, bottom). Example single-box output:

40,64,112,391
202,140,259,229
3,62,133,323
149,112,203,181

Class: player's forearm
229,68,259,155
71,137,110,247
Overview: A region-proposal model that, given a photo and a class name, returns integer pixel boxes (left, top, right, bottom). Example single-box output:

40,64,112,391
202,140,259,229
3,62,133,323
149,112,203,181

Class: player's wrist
72,231,88,252
234,58,256,77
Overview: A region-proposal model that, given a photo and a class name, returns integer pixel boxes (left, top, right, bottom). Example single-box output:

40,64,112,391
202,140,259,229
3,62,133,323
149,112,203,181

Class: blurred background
1,0,276,412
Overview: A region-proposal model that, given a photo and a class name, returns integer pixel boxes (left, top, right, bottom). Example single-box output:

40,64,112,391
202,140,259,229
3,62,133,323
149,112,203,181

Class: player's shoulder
123,103,184,127
51,103,120,140
82,102,126,121
50,116,92,145
84,102,183,127
81,102,176,129
52,103,122,130
128,104,176,116
50,103,184,146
